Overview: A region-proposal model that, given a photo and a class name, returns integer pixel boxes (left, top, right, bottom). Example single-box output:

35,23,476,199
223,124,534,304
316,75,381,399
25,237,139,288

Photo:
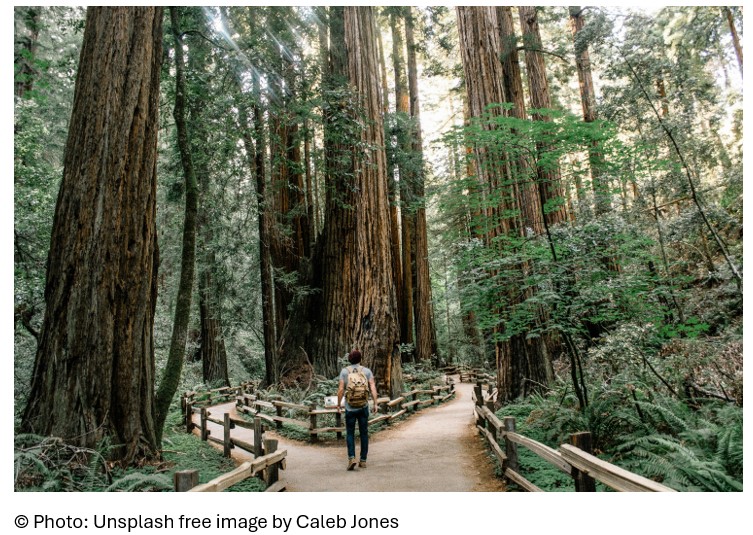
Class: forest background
4,2,750,531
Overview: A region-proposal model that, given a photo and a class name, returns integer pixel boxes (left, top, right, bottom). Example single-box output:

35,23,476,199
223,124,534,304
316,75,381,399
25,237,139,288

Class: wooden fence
472,382,675,492
235,381,455,442
173,441,287,492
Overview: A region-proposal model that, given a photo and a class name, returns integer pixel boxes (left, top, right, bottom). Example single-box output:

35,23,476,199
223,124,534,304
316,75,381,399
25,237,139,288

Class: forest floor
193,378,507,492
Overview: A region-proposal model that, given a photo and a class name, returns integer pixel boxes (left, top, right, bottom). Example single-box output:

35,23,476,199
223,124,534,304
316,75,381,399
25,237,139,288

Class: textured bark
389,8,414,347
569,6,611,215
252,73,278,386
405,8,438,363
155,7,199,443
518,6,568,226
268,8,308,338
498,6,544,235
21,7,162,462
378,14,404,353
457,6,553,401
277,7,403,398
198,264,229,387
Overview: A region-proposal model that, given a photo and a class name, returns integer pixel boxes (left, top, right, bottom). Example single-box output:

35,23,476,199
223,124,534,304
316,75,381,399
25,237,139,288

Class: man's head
348,349,362,364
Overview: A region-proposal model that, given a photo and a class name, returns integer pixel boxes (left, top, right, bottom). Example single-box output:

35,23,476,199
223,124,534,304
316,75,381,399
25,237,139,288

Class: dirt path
196,379,506,492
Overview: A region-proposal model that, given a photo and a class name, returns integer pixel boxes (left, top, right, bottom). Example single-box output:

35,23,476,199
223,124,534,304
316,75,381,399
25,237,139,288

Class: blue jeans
345,406,369,461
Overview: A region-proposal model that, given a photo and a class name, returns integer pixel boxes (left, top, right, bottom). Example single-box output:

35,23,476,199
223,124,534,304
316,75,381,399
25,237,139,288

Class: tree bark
276,7,403,398
21,7,163,463
519,6,568,226
457,6,553,401
378,11,404,355
389,8,415,348
569,5,611,215
405,7,438,363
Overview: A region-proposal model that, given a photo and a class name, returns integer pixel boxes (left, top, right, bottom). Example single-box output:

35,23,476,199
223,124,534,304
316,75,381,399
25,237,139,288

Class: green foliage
499,379,743,492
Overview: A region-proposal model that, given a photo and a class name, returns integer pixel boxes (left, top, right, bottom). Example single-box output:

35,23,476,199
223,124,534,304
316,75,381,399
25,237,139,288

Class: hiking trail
195,378,506,492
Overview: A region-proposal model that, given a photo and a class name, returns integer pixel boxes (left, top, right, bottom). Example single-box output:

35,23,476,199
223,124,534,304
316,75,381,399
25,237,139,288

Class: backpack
345,366,369,408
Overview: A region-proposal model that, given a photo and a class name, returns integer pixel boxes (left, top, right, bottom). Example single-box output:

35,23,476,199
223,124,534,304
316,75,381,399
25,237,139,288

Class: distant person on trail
336,348,379,471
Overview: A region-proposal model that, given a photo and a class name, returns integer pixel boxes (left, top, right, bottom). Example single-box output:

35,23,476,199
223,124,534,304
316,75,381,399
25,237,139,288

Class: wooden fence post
173,469,199,492
474,381,483,407
503,417,519,473
200,408,209,441
275,403,283,430
309,402,318,443
185,400,193,433
486,402,497,442
263,439,279,485
223,413,232,457
254,416,263,457
335,410,343,440
570,432,597,492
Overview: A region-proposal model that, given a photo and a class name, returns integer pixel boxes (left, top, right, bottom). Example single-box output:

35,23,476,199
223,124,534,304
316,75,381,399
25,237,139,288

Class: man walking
336,349,379,470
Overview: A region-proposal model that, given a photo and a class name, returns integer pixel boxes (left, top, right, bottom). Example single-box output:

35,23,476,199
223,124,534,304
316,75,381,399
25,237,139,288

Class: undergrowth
496,380,743,492
15,410,265,492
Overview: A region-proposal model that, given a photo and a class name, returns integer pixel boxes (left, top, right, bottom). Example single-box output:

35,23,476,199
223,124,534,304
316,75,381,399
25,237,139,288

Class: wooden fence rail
472,385,676,492
174,440,287,492
230,381,455,443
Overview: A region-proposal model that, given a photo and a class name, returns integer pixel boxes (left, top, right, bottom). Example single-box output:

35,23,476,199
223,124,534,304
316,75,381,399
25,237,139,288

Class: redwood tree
277,7,403,397
404,7,438,363
21,7,163,463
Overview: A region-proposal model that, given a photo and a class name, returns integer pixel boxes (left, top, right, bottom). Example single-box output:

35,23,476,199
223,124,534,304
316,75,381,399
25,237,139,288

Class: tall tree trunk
389,8,415,349
179,7,229,388
378,11,404,353
268,8,300,339
155,7,199,443
227,15,279,387
498,6,545,235
518,6,568,226
21,7,162,463
198,258,230,386
276,7,403,397
569,5,611,215
457,6,554,401
405,7,438,363
723,7,743,78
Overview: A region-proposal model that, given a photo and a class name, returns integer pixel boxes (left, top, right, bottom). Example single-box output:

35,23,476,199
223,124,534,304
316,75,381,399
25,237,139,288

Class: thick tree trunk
457,6,553,401
405,8,438,363
21,7,163,463
569,6,611,215
277,7,403,397
155,7,199,443
378,14,404,354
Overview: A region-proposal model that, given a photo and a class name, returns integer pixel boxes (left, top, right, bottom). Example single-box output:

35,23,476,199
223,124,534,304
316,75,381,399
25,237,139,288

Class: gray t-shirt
339,365,373,411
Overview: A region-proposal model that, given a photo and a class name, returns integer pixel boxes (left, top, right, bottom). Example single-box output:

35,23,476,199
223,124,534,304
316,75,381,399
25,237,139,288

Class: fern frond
106,472,172,492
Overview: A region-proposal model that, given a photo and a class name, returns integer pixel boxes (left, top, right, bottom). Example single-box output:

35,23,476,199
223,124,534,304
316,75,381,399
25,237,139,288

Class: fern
106,473,172,492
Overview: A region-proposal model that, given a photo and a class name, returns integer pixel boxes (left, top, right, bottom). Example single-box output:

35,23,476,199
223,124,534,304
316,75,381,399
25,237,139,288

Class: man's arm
336,378,345,411
369,377,379,412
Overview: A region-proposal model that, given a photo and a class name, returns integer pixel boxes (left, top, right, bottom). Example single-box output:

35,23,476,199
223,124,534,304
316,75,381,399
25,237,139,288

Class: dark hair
348,349,362,364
